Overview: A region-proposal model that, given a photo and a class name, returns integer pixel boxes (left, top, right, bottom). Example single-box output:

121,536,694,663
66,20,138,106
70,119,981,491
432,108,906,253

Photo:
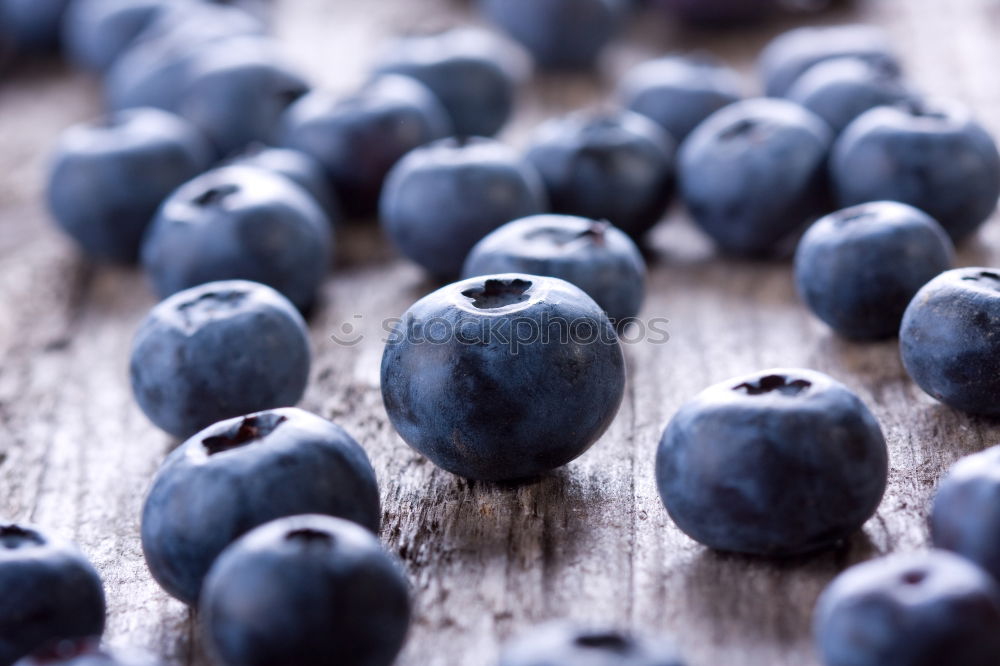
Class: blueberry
525,110,675,239
831,100,1000,242
0,0,71,53
759,25,900,98
786,57,911,135
61,0,190,73
129,280,311,439
224,144,338,220
932,446,1000,583
104,7,265,113
651,0,775,24
279,75,452,219
794,201,954,340
679,98,832,256
46,108,212,264
656,368,887,556
175,40,310,157
141,407,380,605
618,55,743,144
381,137,547,279
14,640,160,666
499,623,686,666
462,215,646,323
0,524,106,665
381,274,625,481
200,515,410,666
814,550,1000,666
899,268,1000,417
478,0,628,70
140,165,331,311
373,28,522,138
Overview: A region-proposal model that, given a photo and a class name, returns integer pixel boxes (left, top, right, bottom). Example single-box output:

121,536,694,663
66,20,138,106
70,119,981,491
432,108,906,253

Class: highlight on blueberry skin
141,407,380,605
0,523,107,666
786,56,911,135
794,201,954,341
380,137,547,279
899,268,1000,417
931,446,1000,584
813,550,1000,666
129,280,311,439
373,27,523,138
478,0,628,71
831,99,1000,242
498,622,686,666
46,107,212,264
224,144,339,221
462,215,646,324
278,74,453,219
758,24,901,98
679,98,832,257
140,165,332,312
381,274,626,481
200,514,411,666
525,110,676,239
618,54,743,145
656,368,888,556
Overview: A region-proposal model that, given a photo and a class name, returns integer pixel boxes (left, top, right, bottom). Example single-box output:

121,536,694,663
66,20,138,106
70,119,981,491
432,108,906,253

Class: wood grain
2,1,1000,664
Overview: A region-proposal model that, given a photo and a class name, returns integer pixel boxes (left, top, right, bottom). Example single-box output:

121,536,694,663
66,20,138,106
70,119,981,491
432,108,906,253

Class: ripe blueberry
380,137,547,279
279,75,452,219
373,28,522,138
0,524,106,665
46,107,212,264
831,100,1000,242
525,110,675,239
814,551,1000,666
618,54,743,144
794,201,954,340
140,165,331,312
758,24,900,98
679,98,832,256
656,368,887,556
129,280,311,439
381,274,626,481
201,515,410,666
141,407,380,605
462,215,646,323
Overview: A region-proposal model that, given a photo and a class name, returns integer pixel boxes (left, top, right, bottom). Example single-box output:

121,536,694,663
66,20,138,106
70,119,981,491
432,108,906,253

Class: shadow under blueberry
676,529,878,646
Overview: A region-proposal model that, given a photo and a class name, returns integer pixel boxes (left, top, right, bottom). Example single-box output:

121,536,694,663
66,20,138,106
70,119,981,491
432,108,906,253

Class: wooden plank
1,1,1000,665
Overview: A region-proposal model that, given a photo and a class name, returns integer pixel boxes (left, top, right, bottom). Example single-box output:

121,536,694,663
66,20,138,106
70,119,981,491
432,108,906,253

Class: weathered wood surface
2,1,1000,664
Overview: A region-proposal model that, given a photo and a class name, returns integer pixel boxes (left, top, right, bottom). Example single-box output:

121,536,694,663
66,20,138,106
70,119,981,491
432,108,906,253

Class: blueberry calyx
462,278,533,309
734,374,812,396
193,184,240,207
285,528,334,546
834,209,877,226
962,270,1000,286
901,569,927,585
0,524,43,549
573,631,632,653
720,118,761,141
202,413,288,455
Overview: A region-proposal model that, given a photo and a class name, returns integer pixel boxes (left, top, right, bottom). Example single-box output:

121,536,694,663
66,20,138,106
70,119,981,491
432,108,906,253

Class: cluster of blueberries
4,0,1000,665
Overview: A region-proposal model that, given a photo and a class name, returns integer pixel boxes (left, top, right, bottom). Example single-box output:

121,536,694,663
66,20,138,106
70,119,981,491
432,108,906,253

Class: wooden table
2,1,999,664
